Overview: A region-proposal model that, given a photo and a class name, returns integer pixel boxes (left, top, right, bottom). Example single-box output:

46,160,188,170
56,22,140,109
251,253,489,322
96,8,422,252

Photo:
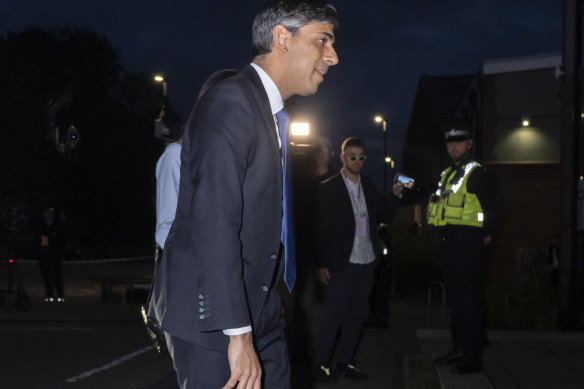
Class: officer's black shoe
310,364,336,382
335,362,369,380
450,355,482,374
434,349,463,365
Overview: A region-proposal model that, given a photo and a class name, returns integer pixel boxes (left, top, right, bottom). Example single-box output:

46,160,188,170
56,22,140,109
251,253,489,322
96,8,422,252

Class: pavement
2,258,584,388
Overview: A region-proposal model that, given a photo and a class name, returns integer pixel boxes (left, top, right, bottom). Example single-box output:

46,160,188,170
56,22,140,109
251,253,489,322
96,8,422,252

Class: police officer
428,128,499,374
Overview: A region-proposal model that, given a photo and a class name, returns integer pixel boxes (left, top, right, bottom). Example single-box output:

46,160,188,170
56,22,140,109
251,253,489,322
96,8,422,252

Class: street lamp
154,74,167,97
374,115,390,195
153,74,169,138
153,74,167,115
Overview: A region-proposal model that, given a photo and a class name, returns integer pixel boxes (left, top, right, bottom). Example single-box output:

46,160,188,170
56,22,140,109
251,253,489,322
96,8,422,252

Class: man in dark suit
312,137,403,381
150,1,339,388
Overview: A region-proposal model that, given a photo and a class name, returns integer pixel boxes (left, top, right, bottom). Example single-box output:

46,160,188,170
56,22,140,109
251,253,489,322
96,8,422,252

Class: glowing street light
522,114,530,127
153,74,169,138
374,115,390,195
290,122,310,137
153,74,167,96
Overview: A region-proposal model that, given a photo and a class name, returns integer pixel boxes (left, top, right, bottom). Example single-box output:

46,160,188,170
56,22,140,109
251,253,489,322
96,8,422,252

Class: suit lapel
240,65,281,160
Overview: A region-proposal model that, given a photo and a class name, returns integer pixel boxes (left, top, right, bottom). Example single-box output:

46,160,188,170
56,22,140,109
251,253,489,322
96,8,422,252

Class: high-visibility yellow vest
427,162,484,228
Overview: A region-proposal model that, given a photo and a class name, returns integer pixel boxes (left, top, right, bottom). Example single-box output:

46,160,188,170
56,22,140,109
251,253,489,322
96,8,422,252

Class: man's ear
272,24,291,53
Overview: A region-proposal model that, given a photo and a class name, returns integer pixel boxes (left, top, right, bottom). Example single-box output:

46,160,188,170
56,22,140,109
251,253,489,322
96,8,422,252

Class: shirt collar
341,169,361,186
250,63,283,116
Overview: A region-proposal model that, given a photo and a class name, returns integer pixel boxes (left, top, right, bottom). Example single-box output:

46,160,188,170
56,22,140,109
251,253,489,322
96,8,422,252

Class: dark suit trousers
441,231,486,356
314,262,376,365
167,291,291,389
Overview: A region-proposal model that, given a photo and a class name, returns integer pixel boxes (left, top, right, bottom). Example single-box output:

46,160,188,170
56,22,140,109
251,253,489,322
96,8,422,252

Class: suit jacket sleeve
362,175,401,225
186,84,254,332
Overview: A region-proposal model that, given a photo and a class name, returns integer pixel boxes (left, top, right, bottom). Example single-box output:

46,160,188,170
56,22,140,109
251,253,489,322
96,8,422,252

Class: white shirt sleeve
155,143,182,247
222,326,252,336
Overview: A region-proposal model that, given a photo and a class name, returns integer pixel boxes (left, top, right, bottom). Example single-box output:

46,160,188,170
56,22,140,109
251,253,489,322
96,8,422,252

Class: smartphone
396,174,414,188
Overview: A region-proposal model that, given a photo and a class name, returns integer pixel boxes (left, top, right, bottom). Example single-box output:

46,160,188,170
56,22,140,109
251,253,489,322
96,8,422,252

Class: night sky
1,0,563,183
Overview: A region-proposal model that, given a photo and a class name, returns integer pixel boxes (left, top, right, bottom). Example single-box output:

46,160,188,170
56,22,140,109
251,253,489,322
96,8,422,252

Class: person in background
311,135,335,182
312,137,403,381
429,128,499,374
281,135,336,372
38,207,66,302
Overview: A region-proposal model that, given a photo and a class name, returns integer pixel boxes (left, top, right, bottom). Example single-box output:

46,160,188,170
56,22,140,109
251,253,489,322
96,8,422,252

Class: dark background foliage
0,27,175,257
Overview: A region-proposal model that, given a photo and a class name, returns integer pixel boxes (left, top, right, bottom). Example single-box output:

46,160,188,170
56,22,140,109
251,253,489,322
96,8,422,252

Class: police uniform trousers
440,230,486,357
314,261,376,365
167,288,291,389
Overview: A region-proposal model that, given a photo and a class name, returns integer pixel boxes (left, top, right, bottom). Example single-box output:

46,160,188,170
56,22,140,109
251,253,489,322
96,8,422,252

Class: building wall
485,163,562,290
482,68,562,164
479,67,562,289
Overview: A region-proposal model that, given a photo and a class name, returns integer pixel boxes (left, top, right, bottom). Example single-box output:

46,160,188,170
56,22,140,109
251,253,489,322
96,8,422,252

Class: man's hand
223,332,261,389
483,235,492,246
392,173,410,196
392,182,405,197
316,267,331,285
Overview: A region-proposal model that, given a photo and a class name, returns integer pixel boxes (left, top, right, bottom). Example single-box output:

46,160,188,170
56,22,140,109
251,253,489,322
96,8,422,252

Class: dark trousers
314,262,376,366
167,314,290,389
39,253,64,298
441,231,486,356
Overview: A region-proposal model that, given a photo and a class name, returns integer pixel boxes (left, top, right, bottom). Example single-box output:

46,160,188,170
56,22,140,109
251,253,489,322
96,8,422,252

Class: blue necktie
275,109,296,291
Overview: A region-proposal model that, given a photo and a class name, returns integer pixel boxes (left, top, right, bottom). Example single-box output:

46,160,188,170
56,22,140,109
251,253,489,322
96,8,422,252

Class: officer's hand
223,332,261,389
483,235,492,246
316,268,331,285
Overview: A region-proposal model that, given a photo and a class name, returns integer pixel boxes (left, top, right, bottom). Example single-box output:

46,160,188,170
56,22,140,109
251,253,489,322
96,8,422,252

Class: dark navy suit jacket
316,172,400,271
151,65,284,352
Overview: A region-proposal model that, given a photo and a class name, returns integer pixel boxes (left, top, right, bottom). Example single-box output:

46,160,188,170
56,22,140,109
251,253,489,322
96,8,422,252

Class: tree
0,27,176,256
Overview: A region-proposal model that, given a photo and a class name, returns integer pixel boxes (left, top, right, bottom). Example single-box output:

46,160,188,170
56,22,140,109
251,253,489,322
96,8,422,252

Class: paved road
0,259,424,389
1,320,174,388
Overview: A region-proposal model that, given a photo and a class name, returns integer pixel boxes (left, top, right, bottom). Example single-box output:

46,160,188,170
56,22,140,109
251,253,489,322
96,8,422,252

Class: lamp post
153,74,167,117
153,74,169,139
374,115,390,195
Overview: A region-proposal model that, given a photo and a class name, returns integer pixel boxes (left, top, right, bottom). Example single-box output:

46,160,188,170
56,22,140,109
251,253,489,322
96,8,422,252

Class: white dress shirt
341,170,376,265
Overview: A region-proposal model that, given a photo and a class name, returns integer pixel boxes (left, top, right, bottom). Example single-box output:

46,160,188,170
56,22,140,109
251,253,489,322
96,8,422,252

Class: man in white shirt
313,137,403,381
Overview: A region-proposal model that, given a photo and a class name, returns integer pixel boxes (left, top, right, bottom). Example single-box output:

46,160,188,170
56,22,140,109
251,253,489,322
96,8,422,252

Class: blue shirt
155,142,181,247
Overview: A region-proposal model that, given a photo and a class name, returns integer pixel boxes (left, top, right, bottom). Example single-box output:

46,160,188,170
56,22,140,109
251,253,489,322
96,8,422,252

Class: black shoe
335,362,369,380
310,364,336,382
450,355,482,374
434,349,463,365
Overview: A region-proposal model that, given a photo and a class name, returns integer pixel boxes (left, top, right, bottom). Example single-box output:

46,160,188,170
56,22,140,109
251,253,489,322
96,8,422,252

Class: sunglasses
348,155,366,162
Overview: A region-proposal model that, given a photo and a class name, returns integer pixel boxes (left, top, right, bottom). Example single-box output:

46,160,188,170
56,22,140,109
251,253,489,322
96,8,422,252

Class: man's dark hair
341,137,365,153
251,0,340,58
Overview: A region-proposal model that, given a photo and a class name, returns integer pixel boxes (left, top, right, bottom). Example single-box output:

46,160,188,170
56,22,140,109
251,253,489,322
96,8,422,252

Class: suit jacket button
199,308,205,313
270,254,277,260
261,285,269,292
199,314,206,320
198,294,204,300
